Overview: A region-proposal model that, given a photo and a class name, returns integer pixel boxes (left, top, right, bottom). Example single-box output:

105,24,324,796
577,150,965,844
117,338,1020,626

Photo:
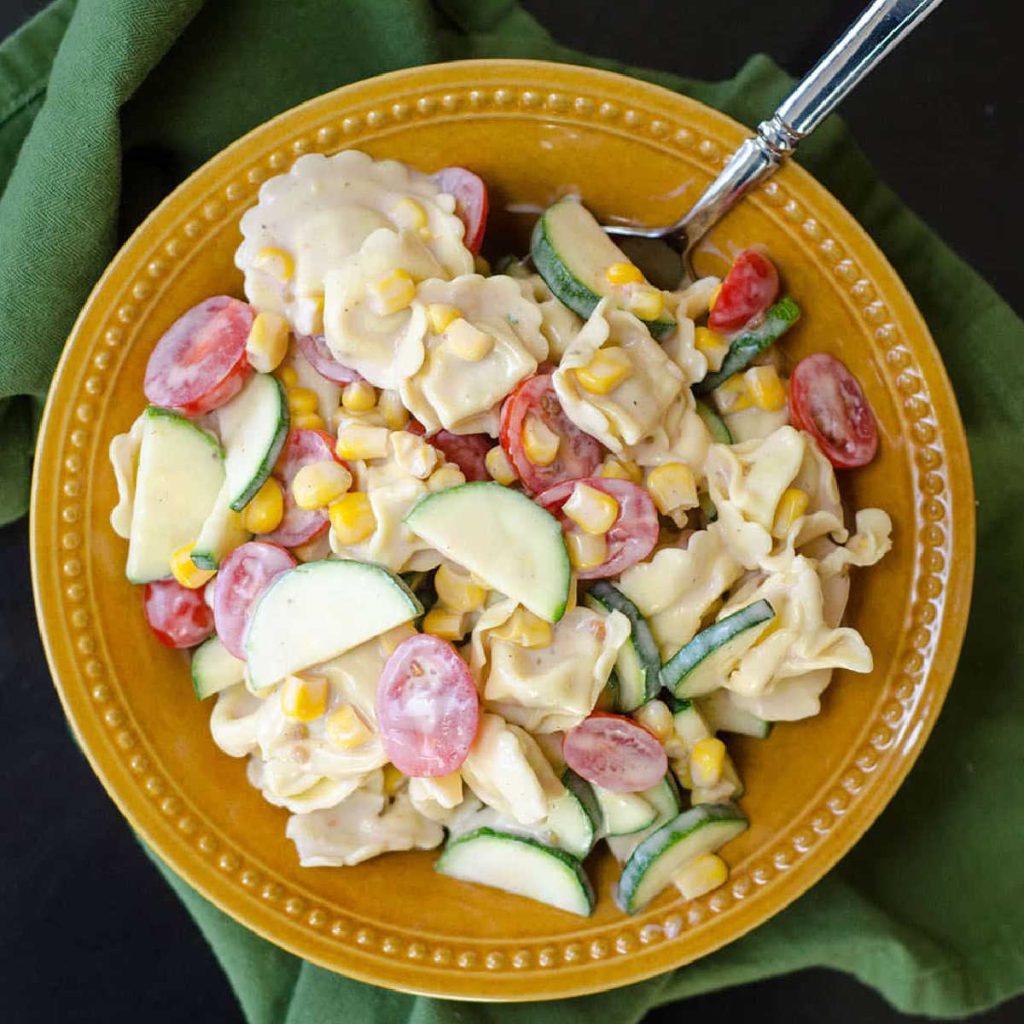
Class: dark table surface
2,1,1020,1022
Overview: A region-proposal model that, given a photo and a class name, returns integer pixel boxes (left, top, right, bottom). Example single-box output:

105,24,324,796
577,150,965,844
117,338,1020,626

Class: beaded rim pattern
31,61,974,1001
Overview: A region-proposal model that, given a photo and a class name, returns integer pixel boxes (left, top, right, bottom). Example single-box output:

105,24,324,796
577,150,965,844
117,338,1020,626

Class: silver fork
603,0,945,282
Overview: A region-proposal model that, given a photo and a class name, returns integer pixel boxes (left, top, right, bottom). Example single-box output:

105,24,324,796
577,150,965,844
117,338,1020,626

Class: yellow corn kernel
444,318,494,362
292,460,352,511
245,311,290,373
693,326,731,372
242,478,284,534
341,380,377,413
328,492,376,545
646,463,698,515
377,389,410,430
599,457,643,484
435,563,487,613
279,674,328,722
744,364,787,411
366,268,416,316
690,736,726,788
673,852,729,901
390,431,438,479
335,423,390,461
713,374,752,413
292,412,326,431
422,606,467,642
566,529,608,572
428,464,466,492
634,699,674,742
774,487,810,535
425,303,462,335
325,705,373,749
485,445,518,485
392,197,428,232
575,346,633,395
277,365,299,388
253,246,294,282
382,763,406,797
171,543,215,589
490,607,552,649
379,623,417,658
627,284,664,321
605,261,644,286
522,414,561,466
287,386,319,416
563,482,619,535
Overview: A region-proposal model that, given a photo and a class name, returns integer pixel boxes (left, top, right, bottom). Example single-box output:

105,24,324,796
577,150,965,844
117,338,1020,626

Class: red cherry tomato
376,635,480,777
535,477,658,579
789,353,879,469
432,167,489,254
295,333,362,385
708,249,780,333
563,713,667,792
143,579,215,649
423,430,492,482
499,375,603,493
213,542,296,659
144,296,254,416
263,429,349,548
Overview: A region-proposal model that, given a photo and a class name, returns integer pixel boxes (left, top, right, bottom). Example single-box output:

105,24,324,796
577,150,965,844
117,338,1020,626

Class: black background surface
2,1,1020,1022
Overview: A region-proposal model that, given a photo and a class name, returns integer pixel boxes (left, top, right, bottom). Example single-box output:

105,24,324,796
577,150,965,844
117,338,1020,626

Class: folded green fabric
3,0,1022,1021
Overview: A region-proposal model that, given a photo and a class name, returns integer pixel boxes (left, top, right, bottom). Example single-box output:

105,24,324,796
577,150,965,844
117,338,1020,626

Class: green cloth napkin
3,1,1022,1021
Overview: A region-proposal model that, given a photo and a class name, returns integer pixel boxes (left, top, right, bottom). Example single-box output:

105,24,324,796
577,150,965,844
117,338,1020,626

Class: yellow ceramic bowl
31,60,974,1001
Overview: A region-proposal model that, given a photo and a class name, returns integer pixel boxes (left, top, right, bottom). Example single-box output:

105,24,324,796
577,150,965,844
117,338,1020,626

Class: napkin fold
3,1,1022,1021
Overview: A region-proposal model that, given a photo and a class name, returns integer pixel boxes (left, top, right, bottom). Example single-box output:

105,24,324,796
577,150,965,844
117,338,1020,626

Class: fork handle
675,0,945,249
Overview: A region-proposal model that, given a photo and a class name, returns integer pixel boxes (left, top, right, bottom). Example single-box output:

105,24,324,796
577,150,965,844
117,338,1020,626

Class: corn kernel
694,326,731,372
377,389,410,430
435,563,487,613
341,381,377,413
599,457,642,484
605,261,645,286
490,607,552,648
428,464,466,492
390,431,437,479
627,284,664,321
245,311,290,373
673,852,729,900
634,699,674,742
243,478,284,534
292,460,352,510
280,674,328,722
325,705,373,749
392,197,428,232
485,445,518,485
335,423,390,461
277,365,299,388
646,462,698,515
690,736,726,788
292,412,326,431
329,492,376,545
713,374,752,413
171,543,215,589
563,482,619,535
774,487,810,535
253,246,294,282
382,763,406,796
422,606,467,641
444,318,494,362
566,529,608,571
287,386,320,416
522,414,561,466
575,347,633,395
379,623,417,657
744,364,787,411
366,268,416,316
425,303,462,335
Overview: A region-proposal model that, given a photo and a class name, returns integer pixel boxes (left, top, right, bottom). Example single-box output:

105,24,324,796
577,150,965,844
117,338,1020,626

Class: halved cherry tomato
432,167,489,254
499,375,603,494
263,429,349,548
789,353,878,469
295,333,362,385
143,579,215,649
563,713,667,792
144,296,254,416
423,430,492,482
376,634,480,777
708,249,780,333
213,542,296,659
535,477,658,579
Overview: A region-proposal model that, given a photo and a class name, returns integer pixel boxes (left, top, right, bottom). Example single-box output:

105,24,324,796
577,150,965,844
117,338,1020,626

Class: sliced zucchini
696,399,733,444
435,827,595,917
606,775,682,862
692,297,801,396
531,198,676,339
592,786,656,836
616,803,748,914
660,599,775,698
584,581,661,712
667,697,714,749
698,689,772,739
546,770,601,858
191,635,246,700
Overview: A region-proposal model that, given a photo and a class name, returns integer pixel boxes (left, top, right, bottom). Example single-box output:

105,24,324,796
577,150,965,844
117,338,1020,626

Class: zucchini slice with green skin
606,774,682,862
530,198,676,339
692,297,802,396
191,635,246,700
616,803,748,914
592,786,657,836
547,769,601,858
698,689,772,739
660,599,776,698
435,827,595,917
695,399,733,444
584,581,661,711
